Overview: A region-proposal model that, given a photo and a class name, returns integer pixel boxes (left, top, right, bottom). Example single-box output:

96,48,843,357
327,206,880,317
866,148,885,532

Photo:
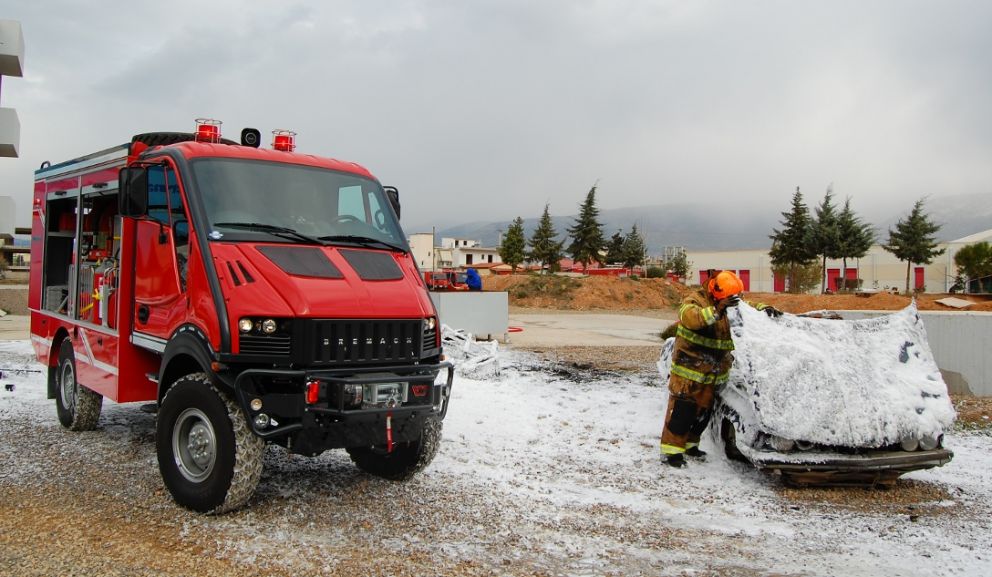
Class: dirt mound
748,291,992,313
484,274,992,313
484,275,689,311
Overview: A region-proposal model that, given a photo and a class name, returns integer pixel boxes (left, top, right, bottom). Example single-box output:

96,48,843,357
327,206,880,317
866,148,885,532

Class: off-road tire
54,339,103,431
347,417,442,481
157,373,264,514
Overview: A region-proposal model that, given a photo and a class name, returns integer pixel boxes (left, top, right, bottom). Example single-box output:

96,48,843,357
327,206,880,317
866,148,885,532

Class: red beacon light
194,118,222,143
272,129,296,152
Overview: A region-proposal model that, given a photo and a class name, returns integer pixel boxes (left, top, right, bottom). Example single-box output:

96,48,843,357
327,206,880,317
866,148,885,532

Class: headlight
900,437,920,451
766,435,795,452
261,319,278,334
426,317,436,330
919,434,940,451
238,318,254,333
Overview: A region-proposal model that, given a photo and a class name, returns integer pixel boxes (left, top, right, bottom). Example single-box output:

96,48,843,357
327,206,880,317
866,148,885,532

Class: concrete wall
840,310,992,397
430,291,509,341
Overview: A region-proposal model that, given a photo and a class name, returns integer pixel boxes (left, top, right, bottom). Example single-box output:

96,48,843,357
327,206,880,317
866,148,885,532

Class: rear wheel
157,373,264,514
348,417,442,480
54,339,103,431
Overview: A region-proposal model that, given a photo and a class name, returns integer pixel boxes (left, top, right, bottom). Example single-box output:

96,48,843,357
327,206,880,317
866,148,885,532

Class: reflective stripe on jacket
670,288,735,385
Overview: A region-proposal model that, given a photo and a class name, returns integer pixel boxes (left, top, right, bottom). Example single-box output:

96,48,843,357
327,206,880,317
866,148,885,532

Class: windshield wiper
212,222,325,245
319,234,407,253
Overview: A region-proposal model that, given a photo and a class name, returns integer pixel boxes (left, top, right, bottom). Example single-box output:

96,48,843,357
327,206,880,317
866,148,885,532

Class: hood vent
257,246,343,279
339,249,403,281
225,260,257,286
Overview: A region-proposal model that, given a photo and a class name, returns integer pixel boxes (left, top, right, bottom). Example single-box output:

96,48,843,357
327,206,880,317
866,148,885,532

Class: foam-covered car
658,302,955,486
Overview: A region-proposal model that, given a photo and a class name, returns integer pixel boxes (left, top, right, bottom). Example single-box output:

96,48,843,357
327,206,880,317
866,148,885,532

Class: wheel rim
173,408,217,483
59,360,75,411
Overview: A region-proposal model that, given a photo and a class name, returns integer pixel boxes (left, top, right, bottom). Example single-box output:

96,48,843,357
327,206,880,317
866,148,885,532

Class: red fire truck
30,119,453,513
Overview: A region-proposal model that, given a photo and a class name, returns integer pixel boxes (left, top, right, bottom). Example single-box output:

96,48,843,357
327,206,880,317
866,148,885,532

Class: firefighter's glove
715,295,741,316
763,306,784,318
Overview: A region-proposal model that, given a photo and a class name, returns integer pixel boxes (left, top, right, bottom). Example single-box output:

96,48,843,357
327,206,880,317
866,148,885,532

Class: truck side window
147,166,170,225
147,166,190,290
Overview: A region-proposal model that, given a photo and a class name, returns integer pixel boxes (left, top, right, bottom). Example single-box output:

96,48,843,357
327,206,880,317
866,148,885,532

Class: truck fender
46,329,72,400
158,325,220,403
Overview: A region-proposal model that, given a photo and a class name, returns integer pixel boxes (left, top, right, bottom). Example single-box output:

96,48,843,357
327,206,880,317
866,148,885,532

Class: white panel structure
430,291,509,341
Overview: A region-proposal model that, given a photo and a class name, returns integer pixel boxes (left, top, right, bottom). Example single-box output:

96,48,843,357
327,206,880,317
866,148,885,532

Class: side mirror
119,166,149,217
383,186,400,220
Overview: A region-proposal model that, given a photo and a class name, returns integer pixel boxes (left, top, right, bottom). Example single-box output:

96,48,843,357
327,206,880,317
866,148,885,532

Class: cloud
1,0,990,232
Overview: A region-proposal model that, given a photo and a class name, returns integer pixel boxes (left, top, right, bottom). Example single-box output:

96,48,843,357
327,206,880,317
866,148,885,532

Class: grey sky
2,1,990,231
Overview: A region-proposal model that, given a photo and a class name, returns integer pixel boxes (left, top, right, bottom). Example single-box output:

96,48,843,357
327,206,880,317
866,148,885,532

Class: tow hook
386,411,394,453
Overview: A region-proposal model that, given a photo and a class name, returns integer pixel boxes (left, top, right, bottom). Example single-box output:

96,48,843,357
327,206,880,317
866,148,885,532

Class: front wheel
54,339,103,431
156,373,264,514
347,417,442,480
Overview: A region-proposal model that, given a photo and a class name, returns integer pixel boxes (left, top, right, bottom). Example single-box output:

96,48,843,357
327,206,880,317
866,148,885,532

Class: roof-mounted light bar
272,129,296,152
194,118,222,143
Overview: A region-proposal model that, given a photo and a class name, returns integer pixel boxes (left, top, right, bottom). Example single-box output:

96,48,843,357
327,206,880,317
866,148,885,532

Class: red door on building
914,267,925,290
845,268,859,290
699,270,711,285
827,268,840,292
773,272,785,293
738,269,750,291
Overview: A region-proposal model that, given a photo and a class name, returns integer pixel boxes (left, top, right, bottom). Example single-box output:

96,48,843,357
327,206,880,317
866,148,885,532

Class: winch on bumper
231,362,454,456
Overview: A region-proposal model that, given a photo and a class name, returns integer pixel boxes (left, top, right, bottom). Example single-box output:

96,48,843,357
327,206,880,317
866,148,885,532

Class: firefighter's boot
665,453,687,468
686,446,707,459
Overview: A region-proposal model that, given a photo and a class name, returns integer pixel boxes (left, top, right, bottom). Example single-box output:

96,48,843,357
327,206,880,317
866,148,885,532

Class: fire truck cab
30,120,453,513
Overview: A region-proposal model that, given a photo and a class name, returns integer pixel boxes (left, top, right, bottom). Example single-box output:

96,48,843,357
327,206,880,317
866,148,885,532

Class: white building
439,237,501,268
686,228,992,293
407,233,503,270
0,196,16,236
0,20,24,158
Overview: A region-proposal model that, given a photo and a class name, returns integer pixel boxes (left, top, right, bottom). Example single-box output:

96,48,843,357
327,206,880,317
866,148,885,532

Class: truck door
133,165,189,340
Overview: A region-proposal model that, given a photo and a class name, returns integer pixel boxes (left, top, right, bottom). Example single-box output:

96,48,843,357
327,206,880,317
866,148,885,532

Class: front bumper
750,448,954,473
744,447,954,486
231,362,454,455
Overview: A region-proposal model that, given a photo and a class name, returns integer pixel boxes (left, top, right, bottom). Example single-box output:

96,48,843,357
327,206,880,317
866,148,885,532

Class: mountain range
415,192,992,255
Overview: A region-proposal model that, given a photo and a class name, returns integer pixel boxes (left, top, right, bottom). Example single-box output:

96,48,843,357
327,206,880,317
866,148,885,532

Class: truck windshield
191,158,407,250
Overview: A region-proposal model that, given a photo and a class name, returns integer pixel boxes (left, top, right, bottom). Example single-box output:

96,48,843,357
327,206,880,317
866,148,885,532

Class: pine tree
883,199,945,293
813,187,842,292
567,185,606,272
499,217,527,273
605,230,626,265
621,224,647,270
529,204,564,274
954,241,992,293
666,251,692,279
768,187,817,293
835,197,874,288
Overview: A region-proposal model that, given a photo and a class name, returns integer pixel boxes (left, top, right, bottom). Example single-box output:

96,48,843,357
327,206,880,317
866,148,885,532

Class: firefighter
660,270,782,468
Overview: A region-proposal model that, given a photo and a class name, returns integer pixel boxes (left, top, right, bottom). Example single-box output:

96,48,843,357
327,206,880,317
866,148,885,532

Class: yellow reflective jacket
671,288,736,385
670,289,774,385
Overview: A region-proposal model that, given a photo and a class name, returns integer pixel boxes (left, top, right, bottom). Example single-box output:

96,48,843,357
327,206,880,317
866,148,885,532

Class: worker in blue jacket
465,268,482,291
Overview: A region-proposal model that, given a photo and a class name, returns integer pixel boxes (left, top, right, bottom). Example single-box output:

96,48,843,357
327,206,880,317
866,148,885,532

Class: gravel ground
3,339,991,576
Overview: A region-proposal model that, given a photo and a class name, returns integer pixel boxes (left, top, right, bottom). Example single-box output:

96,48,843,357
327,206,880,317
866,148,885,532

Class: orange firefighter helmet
707,270,744,300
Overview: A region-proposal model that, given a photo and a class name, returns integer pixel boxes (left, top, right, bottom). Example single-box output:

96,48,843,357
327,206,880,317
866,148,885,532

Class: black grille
423,323,438,351
239,334,292,356
299,319,423,366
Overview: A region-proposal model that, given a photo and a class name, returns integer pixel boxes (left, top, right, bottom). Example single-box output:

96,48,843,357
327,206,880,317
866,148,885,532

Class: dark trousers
660,374,715,455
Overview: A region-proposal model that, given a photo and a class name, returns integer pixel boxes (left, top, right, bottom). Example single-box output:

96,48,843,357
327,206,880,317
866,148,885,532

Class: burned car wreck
658,302,955,486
